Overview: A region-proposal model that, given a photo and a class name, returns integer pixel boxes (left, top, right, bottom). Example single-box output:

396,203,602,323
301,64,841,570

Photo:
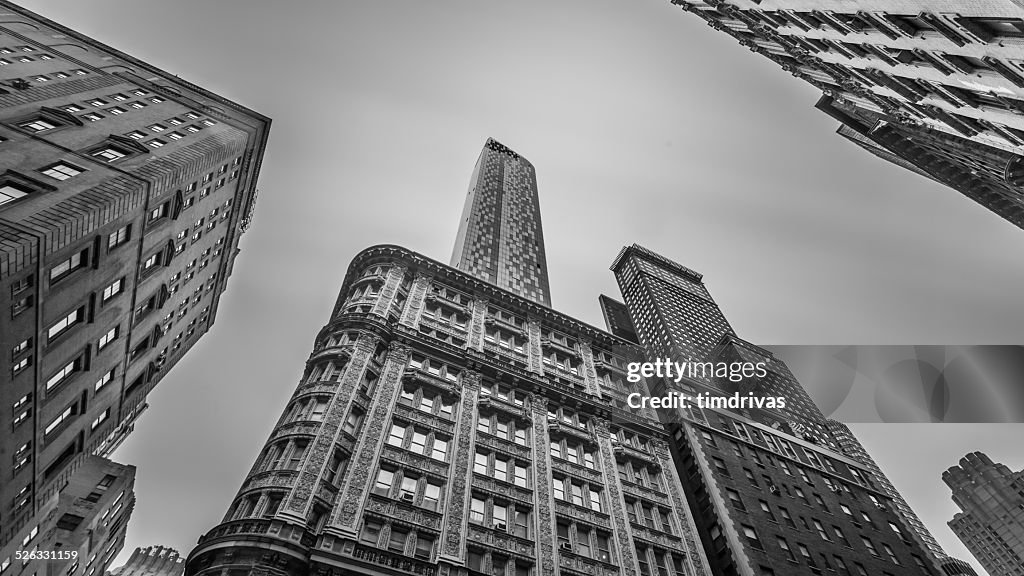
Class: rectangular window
98,325,119,350
107,225,131,249
93,147,128,162
50,249,88,282
48,306,84,340
44,405,75,435
41,162,84,181
95,368,115,391
372,469,393,496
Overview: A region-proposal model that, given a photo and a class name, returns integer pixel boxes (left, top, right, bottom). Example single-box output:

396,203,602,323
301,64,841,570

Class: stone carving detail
528,396,557,576
553,501,613,530
655,430,711,576
329,342,410,531
579,341,601,398
400,273,433,328
243,470,299,493
279,332,379,518
467,298,488,351
594,417,637,576
465,525,535,557
364,497,443,531
470,476,534,506
526,318,544,375
371,265,408,317
379,446,449,477
558,553,620,576
393,403,457,435
440,372,481,560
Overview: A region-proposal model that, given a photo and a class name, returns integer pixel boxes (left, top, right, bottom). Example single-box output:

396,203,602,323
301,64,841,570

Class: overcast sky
16,1,1024,575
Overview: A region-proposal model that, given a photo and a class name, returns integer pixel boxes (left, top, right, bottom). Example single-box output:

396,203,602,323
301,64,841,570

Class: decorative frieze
364,496,444,531
465,525,535,557
553,501,613,530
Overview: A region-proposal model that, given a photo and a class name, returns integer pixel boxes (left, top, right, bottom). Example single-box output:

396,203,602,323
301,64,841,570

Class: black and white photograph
1,2,1024,576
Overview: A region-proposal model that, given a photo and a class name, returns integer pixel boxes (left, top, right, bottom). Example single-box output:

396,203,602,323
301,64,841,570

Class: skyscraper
451,138,551,306
0,1,270,572
186,145,711,576
669,0,1024,232
944,452,1024,576
611,244,941,576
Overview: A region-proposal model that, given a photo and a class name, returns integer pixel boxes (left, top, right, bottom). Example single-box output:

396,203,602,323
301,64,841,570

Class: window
102,278,125,302
92,147,129,162
777,537,796,562
50,249,88,282
342,408,364,435
359,518,382,544
95,368,115,391
98,326,119,350
107,225,131,249
41,162,84,181
19,119,57,132
12,337,31,356
45,405,76,436
881,543,900,565
372,468,394,496
727,489,746,511
91,408,110,430
82,113,104,122
48,306,84,340
861,537,879,557
414,534,434,560
147,139,166,148
107,107,125,115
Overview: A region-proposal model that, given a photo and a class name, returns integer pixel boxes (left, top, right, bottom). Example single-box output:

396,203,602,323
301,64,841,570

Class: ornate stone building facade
185,245,711,576
611,244,944,576
0,0,270,572
670,0,1024,231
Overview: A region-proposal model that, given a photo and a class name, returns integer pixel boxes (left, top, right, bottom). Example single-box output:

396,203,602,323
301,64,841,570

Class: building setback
944,452,1024,576
611,244,942,576
0,1,270,573
669,0,1024,232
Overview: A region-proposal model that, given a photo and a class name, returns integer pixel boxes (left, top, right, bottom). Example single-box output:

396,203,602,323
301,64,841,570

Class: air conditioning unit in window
559,542,572,551
769,485,781,496
400,493,415,502
493,522,507,531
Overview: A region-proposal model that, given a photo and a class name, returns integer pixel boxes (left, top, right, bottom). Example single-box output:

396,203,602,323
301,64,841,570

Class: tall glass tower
451,139,551,307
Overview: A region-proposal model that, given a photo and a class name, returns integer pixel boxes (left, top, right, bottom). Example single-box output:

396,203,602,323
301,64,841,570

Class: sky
14,1,1024,575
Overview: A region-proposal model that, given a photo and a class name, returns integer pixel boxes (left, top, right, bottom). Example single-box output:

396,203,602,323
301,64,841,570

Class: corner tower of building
451,138,551,306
